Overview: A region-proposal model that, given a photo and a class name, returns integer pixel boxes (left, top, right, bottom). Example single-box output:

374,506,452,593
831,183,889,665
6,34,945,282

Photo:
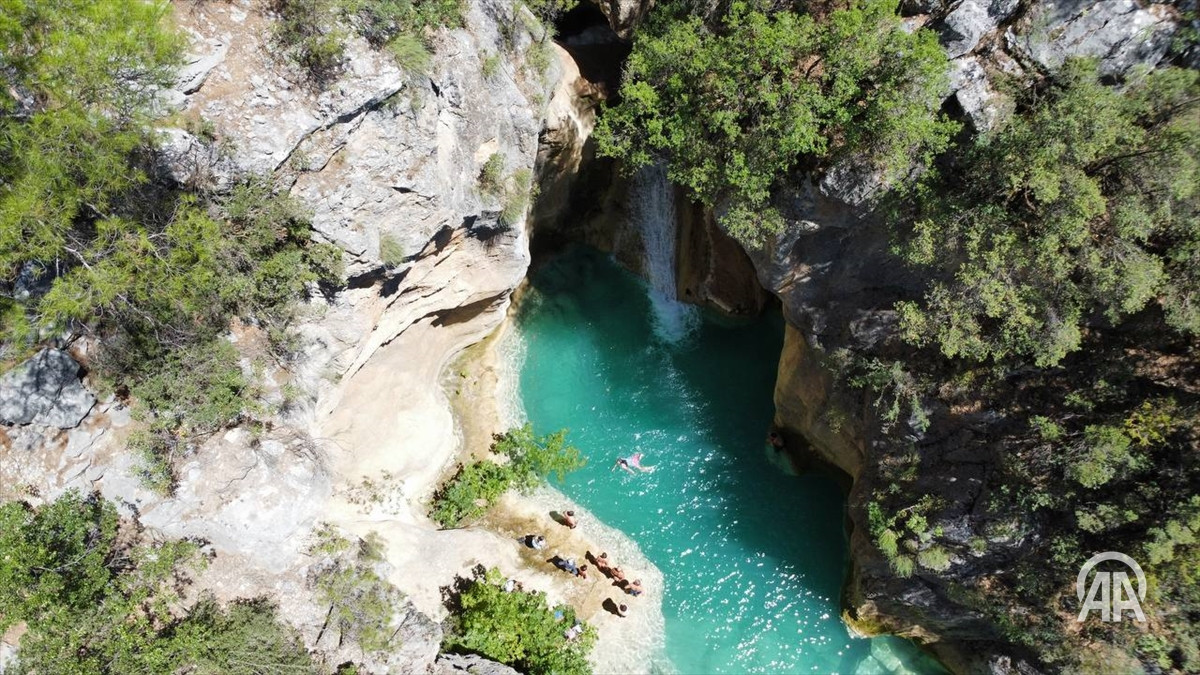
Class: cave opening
551,0,631,96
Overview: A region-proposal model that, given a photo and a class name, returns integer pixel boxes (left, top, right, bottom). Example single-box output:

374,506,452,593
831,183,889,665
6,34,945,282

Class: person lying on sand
553,556,580,575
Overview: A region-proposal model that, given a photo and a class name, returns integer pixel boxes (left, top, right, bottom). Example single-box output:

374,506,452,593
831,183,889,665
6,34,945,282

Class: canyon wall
536,1,1193,672
0,0,560,671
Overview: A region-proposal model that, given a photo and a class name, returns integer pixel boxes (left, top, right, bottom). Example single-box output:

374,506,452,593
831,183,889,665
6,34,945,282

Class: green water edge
511,246,948,675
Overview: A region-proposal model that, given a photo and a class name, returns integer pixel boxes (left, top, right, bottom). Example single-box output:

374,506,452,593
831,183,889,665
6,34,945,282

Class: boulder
1008,0,1177,76
434,653,521,675
940,0,1020,58
949,56,1011,132
0,349,94,428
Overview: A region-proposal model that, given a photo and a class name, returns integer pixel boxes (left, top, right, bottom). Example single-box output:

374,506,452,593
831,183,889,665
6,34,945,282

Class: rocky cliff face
745,3,1189,673
540,0,1191,672
0,0,559,671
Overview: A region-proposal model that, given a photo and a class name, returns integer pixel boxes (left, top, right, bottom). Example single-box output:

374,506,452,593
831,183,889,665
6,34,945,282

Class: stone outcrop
1,0,562,670
940,0,1019,58
435,653,522,675
676,201,769,317
0,349,94,429
1007,0,1179,76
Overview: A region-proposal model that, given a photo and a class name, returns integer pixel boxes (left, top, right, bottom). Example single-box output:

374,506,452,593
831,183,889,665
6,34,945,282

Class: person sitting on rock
624,579,644,596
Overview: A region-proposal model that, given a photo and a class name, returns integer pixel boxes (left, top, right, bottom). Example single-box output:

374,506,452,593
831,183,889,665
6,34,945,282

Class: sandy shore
323,317,672,673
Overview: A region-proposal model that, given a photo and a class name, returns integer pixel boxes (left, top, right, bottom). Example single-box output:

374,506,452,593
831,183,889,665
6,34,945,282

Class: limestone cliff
0,0,559,671
534,0,1193,672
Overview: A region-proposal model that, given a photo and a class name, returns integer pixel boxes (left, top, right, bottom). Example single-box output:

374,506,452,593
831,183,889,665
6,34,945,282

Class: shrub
893,62,1200,366
430,460,515,528
389,34,432,74
478,153,507,196
272,0,347,81
482,53,502,79
444,568,595,675
917,546,952,571
0,492,314,673
594,0,955,247
430,425,585,527
379,232,407,267
525,40,553,75
309,525,404,653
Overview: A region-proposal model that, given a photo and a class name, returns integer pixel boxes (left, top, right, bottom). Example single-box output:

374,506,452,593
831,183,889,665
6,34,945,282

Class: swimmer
613,452,655,474
767,430,786,452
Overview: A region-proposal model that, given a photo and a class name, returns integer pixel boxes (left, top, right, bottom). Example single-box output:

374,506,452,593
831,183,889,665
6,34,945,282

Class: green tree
594,0,955,246
444,568,596,675
430,425,585,527
308,525,403,654
0,492,317,674
894,61,1200,366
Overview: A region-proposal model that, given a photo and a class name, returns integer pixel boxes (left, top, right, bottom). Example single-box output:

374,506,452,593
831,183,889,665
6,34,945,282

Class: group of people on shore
523,506,649,621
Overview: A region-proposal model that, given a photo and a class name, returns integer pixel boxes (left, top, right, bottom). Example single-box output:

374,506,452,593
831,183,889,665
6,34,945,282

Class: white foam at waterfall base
629,164,700,343
494,321,529,429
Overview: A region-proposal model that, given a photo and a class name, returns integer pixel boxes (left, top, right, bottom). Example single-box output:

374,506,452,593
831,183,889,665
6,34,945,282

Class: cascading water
628,164,700,342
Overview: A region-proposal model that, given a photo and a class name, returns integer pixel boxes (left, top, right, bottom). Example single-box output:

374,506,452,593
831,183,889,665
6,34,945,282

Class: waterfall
628,164,699,342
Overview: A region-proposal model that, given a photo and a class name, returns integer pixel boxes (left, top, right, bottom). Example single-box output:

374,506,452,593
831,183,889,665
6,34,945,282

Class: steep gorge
1,0,1194,672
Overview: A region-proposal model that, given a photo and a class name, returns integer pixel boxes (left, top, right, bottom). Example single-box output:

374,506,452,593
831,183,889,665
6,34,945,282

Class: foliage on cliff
443,567,596,675
0,0,343,491
0,491,314,674
271,0,465,80
846,60,1200,673
594,0,956,246
431,424,585,527
307,525,405,655
894,61,1200,367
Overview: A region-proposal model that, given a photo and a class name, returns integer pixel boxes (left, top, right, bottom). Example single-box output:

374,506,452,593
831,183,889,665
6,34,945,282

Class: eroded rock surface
0,349,94,429
1008,0,1178,76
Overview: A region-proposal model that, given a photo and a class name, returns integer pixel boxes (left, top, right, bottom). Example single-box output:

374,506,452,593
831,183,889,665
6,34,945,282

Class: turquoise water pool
514,247,944,675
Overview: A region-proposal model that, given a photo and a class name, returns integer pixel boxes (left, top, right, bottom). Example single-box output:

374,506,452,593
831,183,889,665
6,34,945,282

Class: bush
0,492,314,674
893,62,1200,366
525,40,553,75
478,153,507,196
594,0,955,247
309,525,404,653
272,0,347,81
379,232,407,267
430,460,515,528
389,33,432,74
430,424,585,527
917,546,952,571
444,568,595,675
482,53,502,79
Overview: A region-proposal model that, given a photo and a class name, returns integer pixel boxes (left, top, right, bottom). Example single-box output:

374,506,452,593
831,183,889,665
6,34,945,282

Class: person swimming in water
613,452,655,474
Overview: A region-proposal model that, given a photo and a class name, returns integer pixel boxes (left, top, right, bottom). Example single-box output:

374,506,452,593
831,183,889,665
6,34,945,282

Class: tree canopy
0,492,315,674
894,61,1200,366
594,0,956,245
